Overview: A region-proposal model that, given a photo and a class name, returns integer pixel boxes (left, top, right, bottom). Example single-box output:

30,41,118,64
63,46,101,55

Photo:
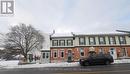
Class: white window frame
60,50,64,58
53,50,58,58
79,37,85,45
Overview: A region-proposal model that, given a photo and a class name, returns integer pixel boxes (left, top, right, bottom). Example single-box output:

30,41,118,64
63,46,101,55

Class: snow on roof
40,49,50,51
51,32,128,37
75,32,128,36
51,33,73,37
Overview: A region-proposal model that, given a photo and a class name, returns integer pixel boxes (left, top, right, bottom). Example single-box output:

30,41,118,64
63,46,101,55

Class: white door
109,48,117,59
42,52,50,63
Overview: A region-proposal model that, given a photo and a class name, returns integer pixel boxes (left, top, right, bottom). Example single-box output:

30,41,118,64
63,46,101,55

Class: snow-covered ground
0,60,79,69
0,59,130,69
114,59,130,64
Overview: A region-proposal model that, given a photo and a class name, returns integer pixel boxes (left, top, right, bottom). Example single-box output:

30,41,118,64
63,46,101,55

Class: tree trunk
23,53,28,63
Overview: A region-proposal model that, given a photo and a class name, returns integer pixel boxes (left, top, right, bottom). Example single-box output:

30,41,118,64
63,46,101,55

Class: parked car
79,53,114,66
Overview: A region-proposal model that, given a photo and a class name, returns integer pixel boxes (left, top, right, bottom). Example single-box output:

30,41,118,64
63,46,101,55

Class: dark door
28,54,33,62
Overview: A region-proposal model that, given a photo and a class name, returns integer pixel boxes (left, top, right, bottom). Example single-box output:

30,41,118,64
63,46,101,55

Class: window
53,50,57,58
43,53,45,58
59,40,65,46
99,48,104,54
109,36,116,44
119,36,126,44
79,48,84,56
99,37,106,44
120,48,127,57
60,50,64,58
79,37,86,45
67,40,73,46
46,53,49,58
89,37,96,45
52,40,58,46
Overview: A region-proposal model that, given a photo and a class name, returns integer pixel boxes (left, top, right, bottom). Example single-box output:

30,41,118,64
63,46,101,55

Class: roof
51,33,74,38
50,32,129,38
75,33,129,36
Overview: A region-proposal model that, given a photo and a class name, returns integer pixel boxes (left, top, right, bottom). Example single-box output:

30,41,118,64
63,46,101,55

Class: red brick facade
50,33,130,62
51,46,130,63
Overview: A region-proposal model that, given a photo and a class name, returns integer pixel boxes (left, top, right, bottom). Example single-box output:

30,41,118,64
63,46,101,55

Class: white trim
109,48,117,59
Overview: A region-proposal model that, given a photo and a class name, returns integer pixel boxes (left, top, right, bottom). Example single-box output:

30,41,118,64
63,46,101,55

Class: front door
67,50,72,62
42,52,50,63
109,48,117,59
28,54,33,62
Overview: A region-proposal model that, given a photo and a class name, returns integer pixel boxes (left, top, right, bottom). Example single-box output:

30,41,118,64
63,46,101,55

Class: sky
0,0,130,34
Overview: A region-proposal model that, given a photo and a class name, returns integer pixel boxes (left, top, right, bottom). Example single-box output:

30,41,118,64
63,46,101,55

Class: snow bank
0,60,79,69
9,62,79,69
0,60,19,67
114,59,130,64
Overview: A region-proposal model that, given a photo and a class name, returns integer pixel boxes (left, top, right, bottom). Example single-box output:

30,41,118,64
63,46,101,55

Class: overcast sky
0,0,130,34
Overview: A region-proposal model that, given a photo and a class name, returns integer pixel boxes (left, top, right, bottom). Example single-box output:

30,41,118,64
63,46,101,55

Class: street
0,64,130,74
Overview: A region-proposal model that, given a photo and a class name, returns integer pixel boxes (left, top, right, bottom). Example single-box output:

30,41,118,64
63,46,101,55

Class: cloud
0,0,130,34
57,0,130,33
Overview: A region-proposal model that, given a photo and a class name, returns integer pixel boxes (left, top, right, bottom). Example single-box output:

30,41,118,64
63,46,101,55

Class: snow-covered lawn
0,60,79,69
1,59,130,69
0,60,19,67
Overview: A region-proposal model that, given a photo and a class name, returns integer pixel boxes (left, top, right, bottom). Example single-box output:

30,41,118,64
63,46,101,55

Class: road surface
0,64,130,74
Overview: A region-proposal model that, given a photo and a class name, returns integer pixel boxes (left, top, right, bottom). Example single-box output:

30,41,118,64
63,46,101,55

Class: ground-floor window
46,53,49,58
53,50,58,58
79,48,84,57
120,48,127,57
43,53,45,58
60,50,64,58
99,48,104,54
43,52,49,59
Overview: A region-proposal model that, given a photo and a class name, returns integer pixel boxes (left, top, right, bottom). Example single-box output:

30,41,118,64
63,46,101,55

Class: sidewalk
0,59,130,69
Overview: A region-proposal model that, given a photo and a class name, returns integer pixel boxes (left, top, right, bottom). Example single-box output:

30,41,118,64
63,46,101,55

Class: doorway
109,48,117,59
67,50,72,62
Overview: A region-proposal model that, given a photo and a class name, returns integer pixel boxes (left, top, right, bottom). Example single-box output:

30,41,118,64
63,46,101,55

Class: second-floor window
119,36,126,44
59,40,65,46
109,36,116,44
99,37,106,44
89,37,96,45
67,40,73,46
79,37,86,45
52,40,58,46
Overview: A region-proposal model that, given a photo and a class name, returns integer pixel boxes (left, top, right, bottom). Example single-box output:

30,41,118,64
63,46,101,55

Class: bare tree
4,23,44,61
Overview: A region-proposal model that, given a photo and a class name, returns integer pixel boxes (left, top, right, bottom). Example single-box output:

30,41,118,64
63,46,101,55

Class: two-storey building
50,33,130,63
